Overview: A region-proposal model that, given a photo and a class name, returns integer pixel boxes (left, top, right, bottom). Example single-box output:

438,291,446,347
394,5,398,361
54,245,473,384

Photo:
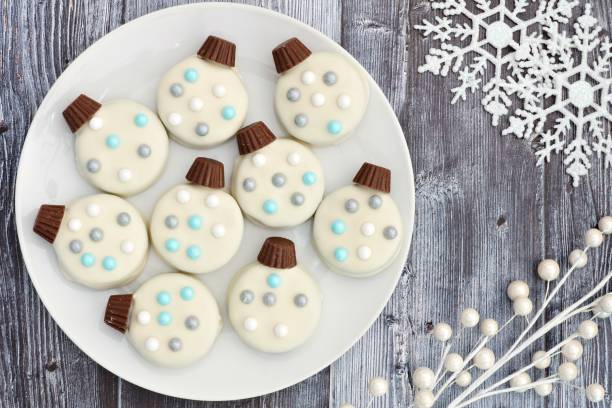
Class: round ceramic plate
15,3,415,401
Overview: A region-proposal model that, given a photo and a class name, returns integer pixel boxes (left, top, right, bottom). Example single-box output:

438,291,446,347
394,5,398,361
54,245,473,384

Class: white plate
15,3,415,401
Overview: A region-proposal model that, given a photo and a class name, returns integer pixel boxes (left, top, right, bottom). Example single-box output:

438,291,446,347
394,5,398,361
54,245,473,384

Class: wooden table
1,1,610,406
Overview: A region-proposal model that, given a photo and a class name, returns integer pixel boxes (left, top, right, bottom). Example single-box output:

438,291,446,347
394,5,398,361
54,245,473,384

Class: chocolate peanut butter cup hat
63,94,102,133
236,121,277,155
186,157,225,188
353,162,391,193
104,294,133,333
257,237,297,269
272,37,312,74
33,204,66,243
197,35,236,67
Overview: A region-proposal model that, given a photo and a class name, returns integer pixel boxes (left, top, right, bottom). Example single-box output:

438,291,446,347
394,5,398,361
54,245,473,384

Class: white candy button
357,245,372,260
311,93,326,107
361,222,375,237
212,84,227,98
120,240,135,254
118,168,132,183
189,97,204,112
274,323,289,338
301,71,315,85
86,203,100,217
287,152,301,166
176,189,191,204
244,317,258,332
145,337,160,351
337,94,352,109
68,218,82,232
211,224,226,238
206,194,220,208
137,311,151,325
168,113,182,126
88,116,103,130
252,153,266,167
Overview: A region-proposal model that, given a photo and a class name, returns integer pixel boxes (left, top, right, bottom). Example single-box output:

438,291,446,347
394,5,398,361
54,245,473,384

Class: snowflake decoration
503,3,612,186
416,0,578,126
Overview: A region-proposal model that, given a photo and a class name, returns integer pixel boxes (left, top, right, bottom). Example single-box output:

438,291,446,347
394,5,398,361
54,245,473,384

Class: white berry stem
454,376,560,408
433,342,452,384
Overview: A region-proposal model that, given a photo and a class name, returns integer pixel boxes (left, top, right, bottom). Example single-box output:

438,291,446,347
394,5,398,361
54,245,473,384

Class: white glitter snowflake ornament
503,4,612,186
416,0,578,126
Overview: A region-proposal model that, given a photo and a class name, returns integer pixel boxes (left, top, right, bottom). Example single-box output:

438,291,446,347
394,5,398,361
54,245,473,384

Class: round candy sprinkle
89,227,104,242
137,144,151,158
323,71,338,86
263,199,278,214
211,224,226,238
68,218,82,232
176,189,191,204
212,83,227,98
252,153,267,167
120,240,134,254
302,171,317,186
287,87,300,102
331,219,346,235
137,311,151,325
206,194,220,208
294,113,308,127
185,315,199,330
105,134,120,149
383,226,398,240
102,256,116,271
327,120,342,135
189,97,204,112
180,286,194,301
274,323,289,338
184,68,198,82
271,173,286,187
116,212,131,226
165,215,179,229
117,168,132,183
86,159,101,173
240,290,254,304
267,273,282,288
165,238,180,252
243,178,256,192
369,195,383,209
263,292,277,306
89,117,103,130
167,113,182,126
86,203,100,217
291,192,305,206
243,317,258,331
311,93,326,107
287,152,301,166
358,246,372,260
187,215,202,230
334,247,348,262
345,199,359,213
221,106,236,120
361,222,375,237
337,94,352,109
81,253,95,267
186,245,201,260
195,122,209,136
145,337,159,352
133,113,148,127
169,83,183,97
294,294,308,308
157,312,172,326
168,337,182,352
156,291,171,305
69,240,82,254
301,70,315,85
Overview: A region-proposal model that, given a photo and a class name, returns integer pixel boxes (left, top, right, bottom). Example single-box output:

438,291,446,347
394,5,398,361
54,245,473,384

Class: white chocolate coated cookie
127,273,222,368
231,139,324,228
53,194,148,289
75,100,169,196
228,263,321,353
150,184,244,273
313,185,403,277
275,52,369,146
157,56,248,148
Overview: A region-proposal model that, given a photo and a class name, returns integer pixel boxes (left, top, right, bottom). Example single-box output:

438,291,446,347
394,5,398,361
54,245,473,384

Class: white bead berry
414,390,434,408
443,353,464,373
558,362,578,381
460,308,480,328
598,215,612,234
513,297,533,316
561,339,583,361
432,322,452,342
455,371,472,387
507,280,529,300
598,293,612,314
509,372,531,392
532,350,551,369
537,259,560,281
568,249,588,268
578,320,598,340
412,367,435,389
474,348,495,370
368,377,389,397
535,383,553,397
120,240,135,254
584,228,604,247
480,318,499,337
586,383,606,402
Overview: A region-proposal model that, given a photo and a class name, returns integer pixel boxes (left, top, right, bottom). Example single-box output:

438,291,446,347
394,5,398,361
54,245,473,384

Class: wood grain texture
0,0,610,407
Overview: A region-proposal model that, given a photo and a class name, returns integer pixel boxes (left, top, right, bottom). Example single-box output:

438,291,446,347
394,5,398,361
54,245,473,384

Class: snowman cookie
313,163,403,278
104,273,222,368
272,37,369,146
228,237,322,353
33,194,148,289
231,121,325,228
150,157,244,274
63,94,169,196
157,35,248,148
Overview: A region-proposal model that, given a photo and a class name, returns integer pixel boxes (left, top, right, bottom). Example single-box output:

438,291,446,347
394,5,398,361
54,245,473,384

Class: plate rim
15,2,415,401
